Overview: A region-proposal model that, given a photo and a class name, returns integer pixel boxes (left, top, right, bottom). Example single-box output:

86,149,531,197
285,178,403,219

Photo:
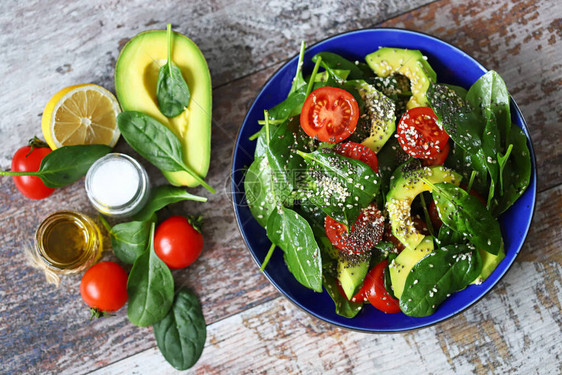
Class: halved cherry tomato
397,107,449,159
422,141,450,166
300,86,359,143
363,260,401,313
334,142,379,173
325,203,385,254
11,139,55,200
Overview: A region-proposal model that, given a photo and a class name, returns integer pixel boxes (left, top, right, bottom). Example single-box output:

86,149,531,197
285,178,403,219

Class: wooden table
1,0,560,373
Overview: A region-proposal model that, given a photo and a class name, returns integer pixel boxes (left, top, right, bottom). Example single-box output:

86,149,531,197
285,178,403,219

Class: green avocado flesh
386,166,461,250
349,80,396,153
338,255,370,300
472,247,506,284
365,47,437,109
114,30,212,187
389,236,434,299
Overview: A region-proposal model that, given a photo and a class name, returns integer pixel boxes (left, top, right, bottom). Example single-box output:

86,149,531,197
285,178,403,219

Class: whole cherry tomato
300,86,359,143
11,138,55,200
154,216,204,269
80,261,128,316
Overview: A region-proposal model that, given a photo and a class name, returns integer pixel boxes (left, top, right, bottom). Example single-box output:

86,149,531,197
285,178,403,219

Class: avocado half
115,30,212,187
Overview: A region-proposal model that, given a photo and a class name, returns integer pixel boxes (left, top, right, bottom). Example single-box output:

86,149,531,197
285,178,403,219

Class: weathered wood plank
93,260,561,374
379,0,562,192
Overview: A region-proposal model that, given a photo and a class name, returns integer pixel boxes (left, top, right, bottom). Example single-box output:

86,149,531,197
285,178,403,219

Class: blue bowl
231,28,537,332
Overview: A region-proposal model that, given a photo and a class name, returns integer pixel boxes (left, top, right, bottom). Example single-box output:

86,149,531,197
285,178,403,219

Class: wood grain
0,0,560,374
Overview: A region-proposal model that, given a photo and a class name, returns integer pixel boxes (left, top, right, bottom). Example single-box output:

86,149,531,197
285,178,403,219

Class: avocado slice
386,166,461,250
115,30,212,187
337,253,370,300
389,236,434,299
348,80,396,153
365,47,437,109
471,246,506,285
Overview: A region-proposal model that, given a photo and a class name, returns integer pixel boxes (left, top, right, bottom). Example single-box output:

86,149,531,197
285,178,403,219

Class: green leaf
400,244,482,317
134,185,207,222
312,51,369,80
157,24,191,118
0,144,113,188
110,215,156,264
266,207,322,292
127,223,175,327
153,290,206,370
322,261,364,318
117,111,214,193
493,125,531,216
298,150,380,226
244,156,276,227
430,182,502,255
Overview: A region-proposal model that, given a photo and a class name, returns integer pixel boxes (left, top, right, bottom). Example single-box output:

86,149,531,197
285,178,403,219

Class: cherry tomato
154,216,203,269
325,203,385,254
80,261,128,314
11,141,55,200
396,107,449,159
300,86,359,143
422,141,450,166
363,260,401,314
333,142,379,173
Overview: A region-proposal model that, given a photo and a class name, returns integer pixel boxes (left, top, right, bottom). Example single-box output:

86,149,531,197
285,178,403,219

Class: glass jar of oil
34,211,102,274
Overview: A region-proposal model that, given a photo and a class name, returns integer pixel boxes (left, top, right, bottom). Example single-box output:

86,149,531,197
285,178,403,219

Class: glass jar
34,211,102,275
85,153,150,217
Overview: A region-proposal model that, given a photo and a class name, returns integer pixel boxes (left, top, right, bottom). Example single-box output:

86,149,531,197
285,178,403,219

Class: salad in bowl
232,29,535,331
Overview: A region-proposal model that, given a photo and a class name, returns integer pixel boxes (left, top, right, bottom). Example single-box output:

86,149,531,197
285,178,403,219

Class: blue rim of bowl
230,27,537,333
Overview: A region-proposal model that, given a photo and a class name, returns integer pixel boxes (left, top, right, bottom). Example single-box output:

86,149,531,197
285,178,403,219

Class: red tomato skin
300,86,359,143
154,216,203,269
364,260,401,314
397,107,449,159
11,146,55,200
80,261,128,312
334,142,379,173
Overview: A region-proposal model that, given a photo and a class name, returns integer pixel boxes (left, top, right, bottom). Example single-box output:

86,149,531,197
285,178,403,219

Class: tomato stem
260,243,276,272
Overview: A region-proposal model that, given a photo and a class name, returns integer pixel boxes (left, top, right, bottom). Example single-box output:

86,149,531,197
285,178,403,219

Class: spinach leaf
127,222,175,327
156,24,190,118
400,244,482,317
288,41,307,96
312,52,368,80
297,150,380,226
322,262,364,318
493,125,531,216
105,214,156,264
430,182,502,255
466,71,511,150
376,137,411,203
267,86,307,121
436,224,467,247
266,207,322,292
497,144,513,195
134,185,207,222
153,289,206,370
117,111,214,193
384,252,398,299
444,141,488,197
1,144,112,188
244,156,276,227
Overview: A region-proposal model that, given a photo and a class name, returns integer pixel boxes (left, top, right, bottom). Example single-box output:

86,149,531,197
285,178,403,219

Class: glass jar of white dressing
85,153,150,217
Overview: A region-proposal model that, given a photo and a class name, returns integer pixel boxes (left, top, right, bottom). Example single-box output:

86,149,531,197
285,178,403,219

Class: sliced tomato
325,203,385,254
397,106,449,159
300,86,359,143
422,141,450,166
363,260,401,314
334,142,379,173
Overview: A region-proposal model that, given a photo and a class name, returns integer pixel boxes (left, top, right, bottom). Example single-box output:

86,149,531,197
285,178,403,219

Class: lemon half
42,84,121,150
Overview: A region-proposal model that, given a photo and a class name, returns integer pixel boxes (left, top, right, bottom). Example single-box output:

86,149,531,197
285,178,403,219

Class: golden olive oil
35,211,102,274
